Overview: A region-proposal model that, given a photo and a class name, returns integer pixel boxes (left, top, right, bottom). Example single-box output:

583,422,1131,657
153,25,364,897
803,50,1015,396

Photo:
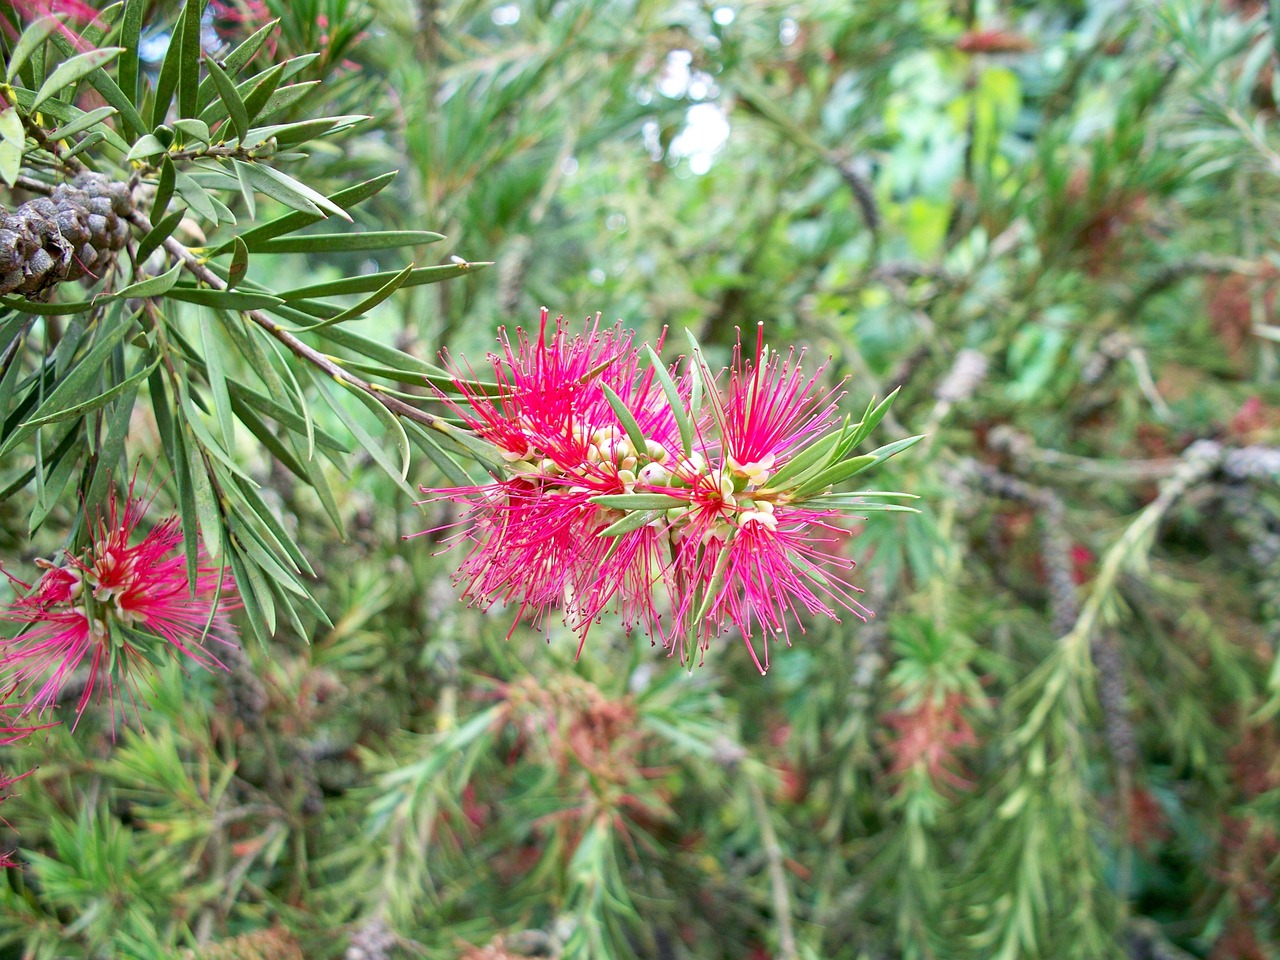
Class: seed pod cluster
0,172,134,299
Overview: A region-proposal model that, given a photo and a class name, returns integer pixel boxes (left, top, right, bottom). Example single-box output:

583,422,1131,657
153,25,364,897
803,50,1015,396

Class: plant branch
126,209,449,434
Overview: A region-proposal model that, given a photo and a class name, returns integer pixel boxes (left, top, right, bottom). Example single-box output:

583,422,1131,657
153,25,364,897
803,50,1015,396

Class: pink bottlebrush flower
664,503,869,672
711,323,842,481
421,312,886,672
0,485,240,729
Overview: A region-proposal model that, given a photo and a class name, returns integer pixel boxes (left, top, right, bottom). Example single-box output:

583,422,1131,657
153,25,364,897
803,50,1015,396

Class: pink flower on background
0,485,239,729
421,311,882,672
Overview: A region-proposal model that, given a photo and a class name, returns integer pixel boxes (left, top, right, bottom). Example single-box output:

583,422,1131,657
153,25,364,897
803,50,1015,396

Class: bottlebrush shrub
0,479,239,730
420,310,919,671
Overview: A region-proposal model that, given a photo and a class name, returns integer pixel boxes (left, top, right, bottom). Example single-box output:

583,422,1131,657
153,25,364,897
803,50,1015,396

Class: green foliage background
1,0,1279,958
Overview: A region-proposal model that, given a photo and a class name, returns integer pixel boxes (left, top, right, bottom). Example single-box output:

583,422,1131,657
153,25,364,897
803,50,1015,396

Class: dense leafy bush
0,1,1278,958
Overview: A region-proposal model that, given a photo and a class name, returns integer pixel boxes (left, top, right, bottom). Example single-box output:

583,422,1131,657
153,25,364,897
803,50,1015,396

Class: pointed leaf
219,171,397,253
251,231,445,254
238,161,352,221
195,19,280,111
6,16,64,82
47,105,116,140
135,207,185,264
167,287,282,310
598,510,659,538
306,263,413,330
588,493,690,510
118,0,145,101
280,262,480,300
113,262,183,300
32,48,123,111
645,346,692,456
204,54,250,143
227,237,250,290
126,133,168,161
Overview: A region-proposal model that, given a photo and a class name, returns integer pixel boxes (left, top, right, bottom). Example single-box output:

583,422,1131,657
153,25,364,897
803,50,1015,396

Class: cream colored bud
639,462,670,486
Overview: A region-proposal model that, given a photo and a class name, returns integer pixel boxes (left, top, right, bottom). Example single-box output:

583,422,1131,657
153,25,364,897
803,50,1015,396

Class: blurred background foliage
2,0,1280,958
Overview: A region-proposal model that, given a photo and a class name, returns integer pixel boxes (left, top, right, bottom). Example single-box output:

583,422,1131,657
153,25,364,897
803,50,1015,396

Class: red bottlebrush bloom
884,692,978,791
421,312,893,672
0,485,239,729
712,323,842,476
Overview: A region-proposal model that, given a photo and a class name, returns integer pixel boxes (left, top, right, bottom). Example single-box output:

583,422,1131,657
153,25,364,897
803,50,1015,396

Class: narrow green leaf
645,346,692,456
172,117,211,144
0,313,135,456
405,421,472,488
764,431,844,490
251,231,445,254
125,133,167,161
113,262,183,300
174,168,218,222
296,438,346,535
0,140,20,189
176,0,204,118
47,105,116,140
280,262,481,300
240,61,286,124
63,130,107,160
598,510,658,538
867,434,924,464
32,48,123,110
172,423,202,586
791,454,878,497
229,475,315,576
237,160,352,221
118,0,145,102
150,155,176,222
6,16,63,82
228,383,348,453
313,374,413,491
150,5,186,127
588,493,690,510
186,434,223,561
231,398,308,480
266,336,314,462
218,171,398,253
848,387,901,449
601,383,649,457
135,207,185,264
83,376,139,518
195,19,280,111
232,158,320,217
14,355,159,433
45,31,145,137
167,287,282,310
228,548,270,648
203,54,250,143
306,263,413,330
30,424,81,535
243,113,367,148
233,528,307,600
200,312,236,450
227,237,250,290
0,296,98,316
252,78,320,121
